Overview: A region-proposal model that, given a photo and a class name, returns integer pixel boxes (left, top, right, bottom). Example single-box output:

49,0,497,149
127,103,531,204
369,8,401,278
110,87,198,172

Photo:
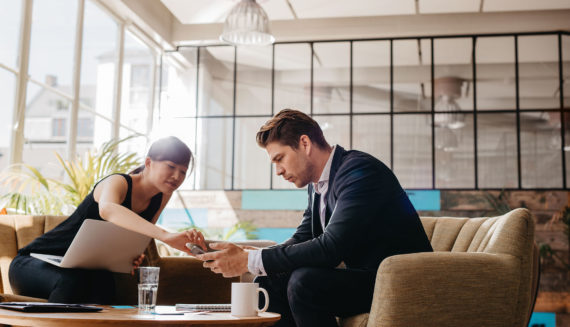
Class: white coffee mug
231,282,269,317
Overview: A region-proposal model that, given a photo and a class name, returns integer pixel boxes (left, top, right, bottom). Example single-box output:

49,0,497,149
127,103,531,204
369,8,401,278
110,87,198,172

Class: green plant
54,135,142,207
0,135,143,215
555,206,570,245
539,243,570,270
544,205,570,270
0,165,68,215
482,190,511,215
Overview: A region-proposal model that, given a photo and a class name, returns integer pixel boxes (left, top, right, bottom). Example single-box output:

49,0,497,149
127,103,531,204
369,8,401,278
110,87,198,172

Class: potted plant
0,135,143,215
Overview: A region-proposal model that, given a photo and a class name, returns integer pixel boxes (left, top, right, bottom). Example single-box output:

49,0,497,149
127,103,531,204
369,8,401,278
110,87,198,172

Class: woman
9,136,207,304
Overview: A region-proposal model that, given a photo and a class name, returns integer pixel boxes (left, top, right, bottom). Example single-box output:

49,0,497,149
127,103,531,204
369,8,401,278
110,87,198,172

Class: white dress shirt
247,145,337,276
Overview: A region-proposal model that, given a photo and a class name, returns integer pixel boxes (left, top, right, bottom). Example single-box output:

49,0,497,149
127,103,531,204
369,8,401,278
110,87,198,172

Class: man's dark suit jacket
261,145,433,274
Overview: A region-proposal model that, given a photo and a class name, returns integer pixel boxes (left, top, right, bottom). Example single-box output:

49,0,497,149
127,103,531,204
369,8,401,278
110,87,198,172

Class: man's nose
275,165,284,176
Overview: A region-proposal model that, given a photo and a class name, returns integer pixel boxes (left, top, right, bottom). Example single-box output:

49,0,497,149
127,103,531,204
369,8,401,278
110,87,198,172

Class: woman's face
147,158,188,193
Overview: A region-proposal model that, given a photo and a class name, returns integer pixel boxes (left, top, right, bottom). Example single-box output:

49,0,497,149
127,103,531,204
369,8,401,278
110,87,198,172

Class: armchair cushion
367,252,521,327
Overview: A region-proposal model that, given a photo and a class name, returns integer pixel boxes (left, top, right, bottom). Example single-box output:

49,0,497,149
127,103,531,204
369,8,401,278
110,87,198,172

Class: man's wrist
247,249,267,276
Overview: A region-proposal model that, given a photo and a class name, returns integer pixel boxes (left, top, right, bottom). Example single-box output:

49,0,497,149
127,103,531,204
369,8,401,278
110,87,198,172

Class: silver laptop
31,219,151,274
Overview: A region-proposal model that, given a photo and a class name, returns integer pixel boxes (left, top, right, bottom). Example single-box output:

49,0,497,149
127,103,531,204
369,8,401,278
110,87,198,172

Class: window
119,31,155,155
0,0,22,170
23,0,77,177
236,46,272,115
165,32,569,190
79,0,119,151
52,118,66,137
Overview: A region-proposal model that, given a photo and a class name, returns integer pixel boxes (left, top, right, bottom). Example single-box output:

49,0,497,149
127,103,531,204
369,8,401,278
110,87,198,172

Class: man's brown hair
256,109,329,149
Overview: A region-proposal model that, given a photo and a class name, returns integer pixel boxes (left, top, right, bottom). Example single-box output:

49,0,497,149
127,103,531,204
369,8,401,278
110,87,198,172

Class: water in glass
138,283,158,313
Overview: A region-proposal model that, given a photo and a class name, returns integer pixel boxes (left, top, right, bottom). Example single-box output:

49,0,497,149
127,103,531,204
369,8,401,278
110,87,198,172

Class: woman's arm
94,175,198,253
150,191,207,252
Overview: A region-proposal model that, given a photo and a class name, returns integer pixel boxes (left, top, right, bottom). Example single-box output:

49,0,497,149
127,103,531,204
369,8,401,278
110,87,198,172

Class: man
198,109,433,327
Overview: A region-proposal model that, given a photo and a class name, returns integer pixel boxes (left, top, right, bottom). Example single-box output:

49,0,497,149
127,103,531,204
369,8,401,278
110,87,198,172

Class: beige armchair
0,215,238,305
341,208,538,327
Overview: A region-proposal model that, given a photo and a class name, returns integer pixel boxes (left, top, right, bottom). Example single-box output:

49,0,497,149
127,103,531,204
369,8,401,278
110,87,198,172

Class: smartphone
185,243,206,255
185,243,214,263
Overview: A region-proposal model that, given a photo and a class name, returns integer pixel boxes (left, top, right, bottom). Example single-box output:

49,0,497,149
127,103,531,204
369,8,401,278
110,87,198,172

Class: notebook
30,219,151,274
0,302,102,313
175,303,231,312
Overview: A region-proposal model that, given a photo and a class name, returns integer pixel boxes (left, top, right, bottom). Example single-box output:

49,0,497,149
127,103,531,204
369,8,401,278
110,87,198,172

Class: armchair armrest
367,252,521,327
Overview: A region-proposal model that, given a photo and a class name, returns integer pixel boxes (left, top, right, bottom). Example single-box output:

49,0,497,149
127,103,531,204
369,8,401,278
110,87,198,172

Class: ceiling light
436,127,459,152
220,0,275,46
433,77,466,129
434,95,465,129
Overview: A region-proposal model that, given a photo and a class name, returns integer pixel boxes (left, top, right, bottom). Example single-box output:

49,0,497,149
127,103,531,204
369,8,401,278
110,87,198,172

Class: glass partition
274,43,311,114
353,41,391,113
234,117,271,189
393,39,432,112
477,113,518,188
195,118,233,189
236,46,272,115
198,46,235,116
518,35,559,110
313,42,350,114
393,114,432,188
476,36,516,110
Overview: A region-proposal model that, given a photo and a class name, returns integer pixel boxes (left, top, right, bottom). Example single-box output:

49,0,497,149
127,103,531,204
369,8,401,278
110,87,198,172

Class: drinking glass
137,266,160,314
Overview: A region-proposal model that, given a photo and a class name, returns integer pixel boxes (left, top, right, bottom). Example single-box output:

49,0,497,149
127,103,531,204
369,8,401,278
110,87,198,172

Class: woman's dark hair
256,109,329,150
130,136,194,174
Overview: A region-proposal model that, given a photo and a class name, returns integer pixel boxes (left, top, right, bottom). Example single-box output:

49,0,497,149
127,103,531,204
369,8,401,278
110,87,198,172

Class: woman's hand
161,229,207,255
131,253,145,275
186,229,208,252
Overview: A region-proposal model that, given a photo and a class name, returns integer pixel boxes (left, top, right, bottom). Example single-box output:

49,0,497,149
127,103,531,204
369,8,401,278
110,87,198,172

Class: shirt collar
313,145,336,194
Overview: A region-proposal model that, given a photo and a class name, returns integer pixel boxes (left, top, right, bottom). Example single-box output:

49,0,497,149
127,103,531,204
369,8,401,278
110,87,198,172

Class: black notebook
0,302,102,313
175,303,231,312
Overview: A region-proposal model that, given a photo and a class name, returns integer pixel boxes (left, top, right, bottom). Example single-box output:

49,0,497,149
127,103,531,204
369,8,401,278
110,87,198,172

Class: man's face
265,140,315,188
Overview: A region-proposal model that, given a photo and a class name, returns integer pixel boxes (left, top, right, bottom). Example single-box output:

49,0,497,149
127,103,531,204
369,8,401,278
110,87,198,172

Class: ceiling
161,0,570,25
105,0,570,47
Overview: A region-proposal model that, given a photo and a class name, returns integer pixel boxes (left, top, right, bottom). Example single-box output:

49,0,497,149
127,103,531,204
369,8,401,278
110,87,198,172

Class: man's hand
198,242,249,278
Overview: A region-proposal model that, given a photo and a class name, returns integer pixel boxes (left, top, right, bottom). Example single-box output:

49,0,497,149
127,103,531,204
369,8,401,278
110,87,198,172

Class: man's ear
144,157,152,169
299,135,312,155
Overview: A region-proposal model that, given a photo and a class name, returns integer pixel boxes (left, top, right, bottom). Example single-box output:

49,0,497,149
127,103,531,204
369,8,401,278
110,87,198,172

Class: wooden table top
0,306,280,327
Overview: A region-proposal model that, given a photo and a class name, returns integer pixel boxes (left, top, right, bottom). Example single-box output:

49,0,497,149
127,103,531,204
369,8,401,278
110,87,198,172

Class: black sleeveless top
18,174,163,256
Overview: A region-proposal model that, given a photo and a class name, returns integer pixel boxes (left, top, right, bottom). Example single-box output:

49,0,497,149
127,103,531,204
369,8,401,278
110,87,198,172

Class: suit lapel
311,190,323,237
324,146,345,228
309,146,346,231
327,145,345,191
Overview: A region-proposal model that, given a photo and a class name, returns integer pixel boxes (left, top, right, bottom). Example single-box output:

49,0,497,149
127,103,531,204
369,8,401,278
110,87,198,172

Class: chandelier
220,0,275,46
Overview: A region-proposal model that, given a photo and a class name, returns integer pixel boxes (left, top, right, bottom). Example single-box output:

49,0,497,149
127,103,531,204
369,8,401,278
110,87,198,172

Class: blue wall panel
405,190,441,211
528,312,555,327
242,190,308,210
